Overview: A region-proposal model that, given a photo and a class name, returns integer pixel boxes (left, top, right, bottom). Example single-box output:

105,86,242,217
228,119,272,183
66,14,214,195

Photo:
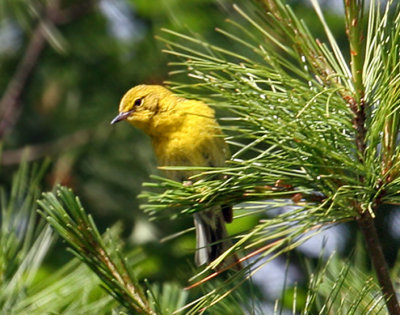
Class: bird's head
111,85,173,132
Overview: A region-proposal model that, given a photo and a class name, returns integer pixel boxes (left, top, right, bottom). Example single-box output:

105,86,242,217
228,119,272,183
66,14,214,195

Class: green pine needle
138,0,400,312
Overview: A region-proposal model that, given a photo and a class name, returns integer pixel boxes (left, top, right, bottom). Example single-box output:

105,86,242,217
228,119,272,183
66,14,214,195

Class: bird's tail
193,209,241,270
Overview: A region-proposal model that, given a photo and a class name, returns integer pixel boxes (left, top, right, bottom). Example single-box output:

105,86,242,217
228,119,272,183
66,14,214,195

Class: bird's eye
134,98,143,106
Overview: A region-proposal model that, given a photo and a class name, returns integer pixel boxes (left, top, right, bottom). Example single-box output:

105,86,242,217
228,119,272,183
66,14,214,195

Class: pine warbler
111,85,239,269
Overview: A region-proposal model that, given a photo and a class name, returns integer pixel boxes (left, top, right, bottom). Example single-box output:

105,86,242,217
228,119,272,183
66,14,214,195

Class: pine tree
142,0,400,313
3,0,400,314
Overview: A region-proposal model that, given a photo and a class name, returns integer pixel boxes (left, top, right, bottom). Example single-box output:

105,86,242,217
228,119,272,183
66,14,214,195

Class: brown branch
357,209,400,315
0,23,47,138
1,129,91,165
348,95,366,162
0,0,97,138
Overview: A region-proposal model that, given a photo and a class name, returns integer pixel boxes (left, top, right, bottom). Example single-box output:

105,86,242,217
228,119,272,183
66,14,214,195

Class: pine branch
345,0,367,161
344,1,400,313
345,0,365,100
141,0,400,312
38,186,156,314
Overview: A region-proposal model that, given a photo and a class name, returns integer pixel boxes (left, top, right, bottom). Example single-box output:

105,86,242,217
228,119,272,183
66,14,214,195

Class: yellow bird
111,85,238,268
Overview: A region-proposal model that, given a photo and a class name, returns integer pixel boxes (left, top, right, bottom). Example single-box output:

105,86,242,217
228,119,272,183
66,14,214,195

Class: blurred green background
0,0,347,287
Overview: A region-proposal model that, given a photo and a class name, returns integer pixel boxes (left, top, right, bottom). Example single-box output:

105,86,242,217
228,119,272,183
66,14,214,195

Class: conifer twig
38,186,155,314
344,1,400,314
145,0,400,312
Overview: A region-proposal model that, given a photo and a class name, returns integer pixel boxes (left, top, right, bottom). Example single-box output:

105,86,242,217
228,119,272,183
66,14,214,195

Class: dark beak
110,110,133,125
